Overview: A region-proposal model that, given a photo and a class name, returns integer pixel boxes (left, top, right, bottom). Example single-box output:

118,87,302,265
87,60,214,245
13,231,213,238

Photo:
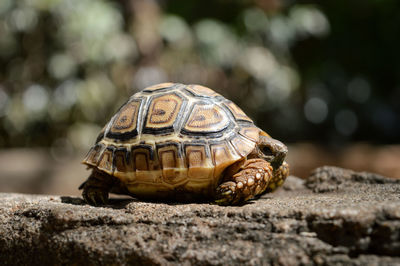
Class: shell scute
106,99,142,141
131,144,156,171
185,84,221,97
185,143,214,180
143,92,186,134
230,134,256,157
239,127,260,143
113,147,130,173
157,142,187,186
142,82,176,92
224,100,252,122
97,146,115,175
182,102,231,136
83,143,106,167
210,141,242,178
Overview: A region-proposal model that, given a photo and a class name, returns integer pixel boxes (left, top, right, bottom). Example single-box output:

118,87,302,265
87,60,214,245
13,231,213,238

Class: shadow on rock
60,195,212,208
60,196,136,209
60,196,86,205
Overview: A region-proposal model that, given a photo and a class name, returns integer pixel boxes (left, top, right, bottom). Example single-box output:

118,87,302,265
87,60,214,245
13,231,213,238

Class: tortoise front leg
214,158,273,205
264,161,289,193
79,169,114,205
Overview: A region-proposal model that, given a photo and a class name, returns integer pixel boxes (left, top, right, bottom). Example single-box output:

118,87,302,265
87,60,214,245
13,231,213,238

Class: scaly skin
214,158,277,205
265,161,289,193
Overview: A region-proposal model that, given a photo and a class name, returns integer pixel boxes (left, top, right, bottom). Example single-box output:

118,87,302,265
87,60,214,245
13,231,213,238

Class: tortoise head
256,133,288,170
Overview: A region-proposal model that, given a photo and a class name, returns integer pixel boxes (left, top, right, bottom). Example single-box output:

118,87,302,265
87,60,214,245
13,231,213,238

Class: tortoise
80,83,289,205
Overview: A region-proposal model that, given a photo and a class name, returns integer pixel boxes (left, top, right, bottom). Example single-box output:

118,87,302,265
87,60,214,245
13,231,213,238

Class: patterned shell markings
83,83,260,188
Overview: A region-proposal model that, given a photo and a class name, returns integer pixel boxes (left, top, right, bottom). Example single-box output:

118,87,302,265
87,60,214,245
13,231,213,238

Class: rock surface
1,166,400,265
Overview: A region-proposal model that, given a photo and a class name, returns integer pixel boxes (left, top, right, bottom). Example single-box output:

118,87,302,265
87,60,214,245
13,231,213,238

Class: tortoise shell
83,83,266,197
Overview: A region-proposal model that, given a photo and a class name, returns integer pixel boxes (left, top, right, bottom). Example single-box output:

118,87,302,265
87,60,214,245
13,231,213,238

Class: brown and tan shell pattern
83,83,261,196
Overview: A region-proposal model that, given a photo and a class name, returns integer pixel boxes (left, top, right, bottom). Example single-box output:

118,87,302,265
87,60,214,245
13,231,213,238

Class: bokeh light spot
304,97,328,124
133,67,168,90
54,79,78,109
269,16,294,47
48,53,77,80
68,123,101,150
243,8,268,32
160,15,189,44
290,6,330,37
50,138,74,162
347,77,371,103
22,84,49,113
240,47,275,81
0,87,9,117
194,19,238,66
8,7,38,32
105,34,137,61
335,109,358,136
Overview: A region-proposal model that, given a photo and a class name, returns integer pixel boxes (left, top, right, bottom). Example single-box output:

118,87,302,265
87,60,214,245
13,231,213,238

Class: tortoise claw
213,198,228,205
214,181,236,206
98,191,109,205
221,190,232,196
88,193,98,206
83,187,109,206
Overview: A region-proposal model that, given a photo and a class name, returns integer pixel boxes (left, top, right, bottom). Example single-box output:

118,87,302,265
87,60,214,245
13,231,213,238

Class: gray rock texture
1,166,400,265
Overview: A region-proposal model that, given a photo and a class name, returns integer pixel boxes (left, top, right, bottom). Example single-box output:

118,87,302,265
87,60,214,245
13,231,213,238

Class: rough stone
1,166,400,265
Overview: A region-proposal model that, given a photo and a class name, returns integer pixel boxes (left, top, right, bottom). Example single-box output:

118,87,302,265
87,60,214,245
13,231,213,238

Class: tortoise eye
261,146,274,156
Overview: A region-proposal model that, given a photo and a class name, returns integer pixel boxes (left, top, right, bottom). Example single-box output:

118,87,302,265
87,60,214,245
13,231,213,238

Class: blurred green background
0,0,399,194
